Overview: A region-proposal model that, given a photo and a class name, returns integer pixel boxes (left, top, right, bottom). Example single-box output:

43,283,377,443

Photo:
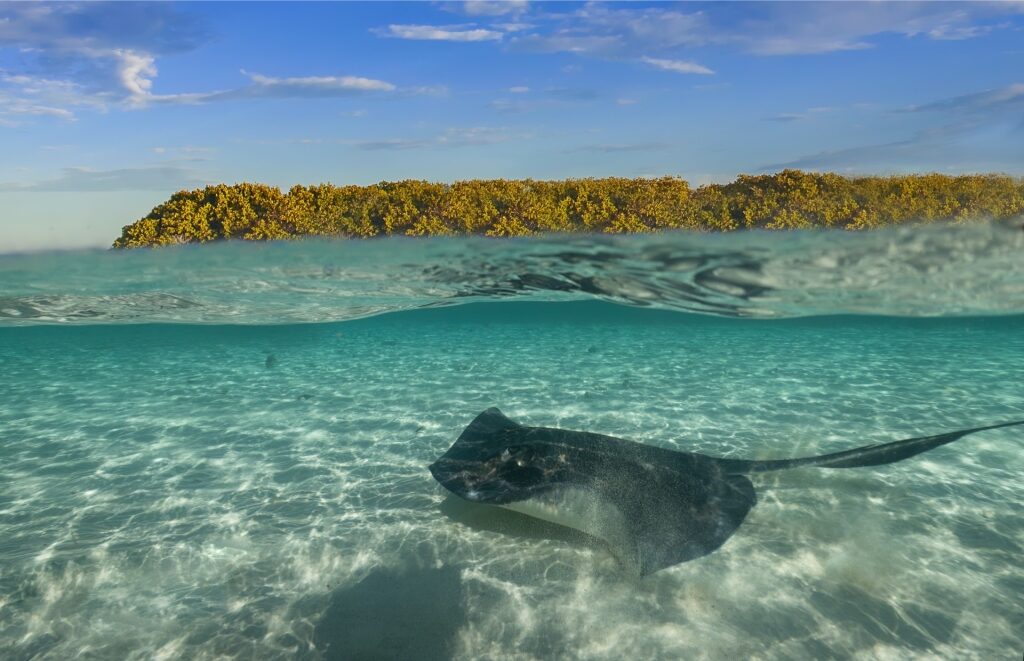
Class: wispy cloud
640,56,713,75
0,3,206,55
353,138,433,151
416,1,1023,65
909,83,1024,114
544,87,598,101
127,70,397,107
353,126,528,150
382,24,503,42
494,22,533,33
566,142,667,154
731,3,1018,55
461,1,529,17
761,85,1024,172
765,106,835,123
0,4,403,123
0,3,205,119
512,33,623,55
489,87,598,113
760,128,947,172
232,71,394,96
151,145,215,160
488,98,530,114
927,23,1001,41
766,113,807,124
0,165,204,192
511,4,708,56
0,72,108,123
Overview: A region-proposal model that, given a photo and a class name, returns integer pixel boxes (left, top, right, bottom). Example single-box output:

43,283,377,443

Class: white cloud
0,4,400,122
508,86,529,93
244,71,395,93
113,49,157,102
130,70,397,107
383,24,503,42
640,56,714,75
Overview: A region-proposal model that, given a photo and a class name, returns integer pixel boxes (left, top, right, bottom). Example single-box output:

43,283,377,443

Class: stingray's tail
719,419,1024,474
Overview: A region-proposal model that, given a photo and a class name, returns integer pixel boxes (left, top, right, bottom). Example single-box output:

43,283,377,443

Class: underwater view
2,226,1023,659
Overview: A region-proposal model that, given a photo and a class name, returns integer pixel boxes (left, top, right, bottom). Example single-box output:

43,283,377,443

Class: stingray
429,408,1023,576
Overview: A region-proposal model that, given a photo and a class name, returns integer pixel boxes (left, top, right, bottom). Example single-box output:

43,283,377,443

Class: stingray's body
429,408,1023,575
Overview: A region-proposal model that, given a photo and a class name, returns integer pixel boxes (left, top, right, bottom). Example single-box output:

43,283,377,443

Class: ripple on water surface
2,223,1024,325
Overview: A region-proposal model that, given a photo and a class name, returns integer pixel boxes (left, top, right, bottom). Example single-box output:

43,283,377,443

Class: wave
1,222,1023,325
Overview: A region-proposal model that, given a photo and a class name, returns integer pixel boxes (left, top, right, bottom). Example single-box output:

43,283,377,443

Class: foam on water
1,230,1023,659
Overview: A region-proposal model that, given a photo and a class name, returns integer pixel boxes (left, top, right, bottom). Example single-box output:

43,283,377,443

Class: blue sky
1,1,1023,250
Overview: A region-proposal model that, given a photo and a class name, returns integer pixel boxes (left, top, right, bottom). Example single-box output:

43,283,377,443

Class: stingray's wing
429,408,523,497
431,409,758,575
616,465,756,576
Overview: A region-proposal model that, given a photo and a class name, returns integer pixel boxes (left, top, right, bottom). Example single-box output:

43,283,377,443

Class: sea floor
1,301,1022,659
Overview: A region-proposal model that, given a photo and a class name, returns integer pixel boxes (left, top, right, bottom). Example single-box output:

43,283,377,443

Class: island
112,170,1024,248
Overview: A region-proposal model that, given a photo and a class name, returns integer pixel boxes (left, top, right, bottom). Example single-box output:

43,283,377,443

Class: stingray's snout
429,457,479,500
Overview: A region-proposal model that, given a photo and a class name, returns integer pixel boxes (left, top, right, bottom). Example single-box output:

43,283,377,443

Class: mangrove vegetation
112,170,1024,248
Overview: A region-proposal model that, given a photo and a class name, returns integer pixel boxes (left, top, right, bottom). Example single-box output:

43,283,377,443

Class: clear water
1,226,1023,660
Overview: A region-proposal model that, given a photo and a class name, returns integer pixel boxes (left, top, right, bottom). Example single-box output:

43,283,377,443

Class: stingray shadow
314,564,466,661
439,494,606,551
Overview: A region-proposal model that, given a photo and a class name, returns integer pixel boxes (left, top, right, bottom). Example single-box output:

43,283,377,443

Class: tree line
112,170,1024,247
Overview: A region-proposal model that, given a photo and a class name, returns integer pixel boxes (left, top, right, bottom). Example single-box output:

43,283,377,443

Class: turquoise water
1,227,1023,659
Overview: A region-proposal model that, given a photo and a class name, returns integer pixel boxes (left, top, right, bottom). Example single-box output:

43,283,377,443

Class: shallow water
1,228,1023,660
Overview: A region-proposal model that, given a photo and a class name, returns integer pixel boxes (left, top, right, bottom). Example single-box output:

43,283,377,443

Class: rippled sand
1,302,1021,659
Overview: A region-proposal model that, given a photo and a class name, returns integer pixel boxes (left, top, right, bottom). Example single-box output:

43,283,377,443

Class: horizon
2,1,1024,251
